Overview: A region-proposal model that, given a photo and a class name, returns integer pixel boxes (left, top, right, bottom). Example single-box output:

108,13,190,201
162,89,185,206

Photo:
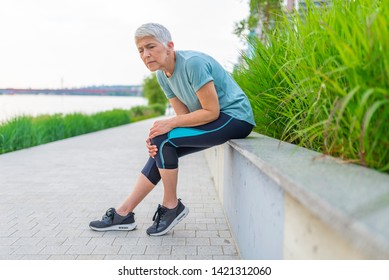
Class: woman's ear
167,41,174,50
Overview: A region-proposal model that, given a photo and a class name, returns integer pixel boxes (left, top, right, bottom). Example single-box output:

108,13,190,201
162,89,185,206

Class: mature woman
89,23,255,236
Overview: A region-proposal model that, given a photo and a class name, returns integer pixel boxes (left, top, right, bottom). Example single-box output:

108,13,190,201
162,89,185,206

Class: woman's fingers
145,138,158,158
148,120,172,139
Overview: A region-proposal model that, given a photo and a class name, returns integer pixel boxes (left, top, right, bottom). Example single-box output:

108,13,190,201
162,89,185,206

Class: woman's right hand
146,138,158,158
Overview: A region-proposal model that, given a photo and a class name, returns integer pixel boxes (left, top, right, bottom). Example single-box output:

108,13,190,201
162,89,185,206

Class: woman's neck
164,51,176,78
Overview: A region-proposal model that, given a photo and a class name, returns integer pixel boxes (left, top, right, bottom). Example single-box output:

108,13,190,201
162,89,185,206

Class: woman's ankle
163,199,178,209
116,207,130,216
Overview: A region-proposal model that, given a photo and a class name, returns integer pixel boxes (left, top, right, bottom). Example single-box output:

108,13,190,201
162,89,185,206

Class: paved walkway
0,118,239,260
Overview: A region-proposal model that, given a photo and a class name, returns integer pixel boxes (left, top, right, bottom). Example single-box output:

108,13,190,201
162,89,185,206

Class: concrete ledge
205,132,389,259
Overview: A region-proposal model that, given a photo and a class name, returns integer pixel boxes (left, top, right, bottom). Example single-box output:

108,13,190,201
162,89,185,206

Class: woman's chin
147,64,159,72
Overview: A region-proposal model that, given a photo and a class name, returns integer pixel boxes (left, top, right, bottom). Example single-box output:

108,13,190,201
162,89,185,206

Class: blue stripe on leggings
159,117,233,168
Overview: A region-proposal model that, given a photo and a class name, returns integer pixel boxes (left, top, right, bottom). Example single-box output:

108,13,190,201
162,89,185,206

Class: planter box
205,132,389,259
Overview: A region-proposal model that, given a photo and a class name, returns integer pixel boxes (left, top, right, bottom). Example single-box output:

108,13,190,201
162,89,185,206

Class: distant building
0,85,143,97
283,0,329,13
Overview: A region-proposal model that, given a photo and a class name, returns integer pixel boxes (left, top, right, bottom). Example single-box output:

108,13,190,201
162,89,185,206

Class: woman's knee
150,134,168,149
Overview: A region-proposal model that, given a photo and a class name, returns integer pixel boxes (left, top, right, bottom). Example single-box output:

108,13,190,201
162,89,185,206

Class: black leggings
141,112,253,185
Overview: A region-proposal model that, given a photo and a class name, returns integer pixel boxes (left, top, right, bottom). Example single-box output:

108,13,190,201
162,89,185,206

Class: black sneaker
89,208,137,231
146,199,189,236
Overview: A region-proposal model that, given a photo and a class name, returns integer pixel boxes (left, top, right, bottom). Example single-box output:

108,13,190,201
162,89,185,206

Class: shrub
233,0,389,172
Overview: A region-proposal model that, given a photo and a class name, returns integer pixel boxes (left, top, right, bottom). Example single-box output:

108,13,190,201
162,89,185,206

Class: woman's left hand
149,119,174,139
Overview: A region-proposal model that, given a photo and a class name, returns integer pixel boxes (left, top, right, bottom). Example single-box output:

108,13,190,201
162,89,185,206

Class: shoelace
102,208,114,222
152,205,167,229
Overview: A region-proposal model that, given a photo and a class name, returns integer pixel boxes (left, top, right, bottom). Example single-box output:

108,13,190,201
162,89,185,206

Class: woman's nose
143,49,150,58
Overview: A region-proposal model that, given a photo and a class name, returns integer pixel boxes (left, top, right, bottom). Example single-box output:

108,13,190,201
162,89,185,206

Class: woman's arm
169,97,190,115
149,81,220,139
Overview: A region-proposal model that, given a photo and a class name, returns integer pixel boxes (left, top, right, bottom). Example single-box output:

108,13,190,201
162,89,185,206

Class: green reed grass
0,105,164,154
234,0,389,172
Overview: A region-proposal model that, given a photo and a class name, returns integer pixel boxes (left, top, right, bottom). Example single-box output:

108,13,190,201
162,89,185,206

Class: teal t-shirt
156,50,255,126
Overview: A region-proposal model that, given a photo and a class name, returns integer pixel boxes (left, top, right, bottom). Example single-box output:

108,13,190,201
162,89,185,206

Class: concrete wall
205,132,389,260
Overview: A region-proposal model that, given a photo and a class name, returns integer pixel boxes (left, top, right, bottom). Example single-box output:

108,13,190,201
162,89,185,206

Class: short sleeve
156,71,175,99
185,56,214,92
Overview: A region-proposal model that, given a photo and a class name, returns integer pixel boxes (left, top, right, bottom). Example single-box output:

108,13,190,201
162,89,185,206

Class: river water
0,94,148,123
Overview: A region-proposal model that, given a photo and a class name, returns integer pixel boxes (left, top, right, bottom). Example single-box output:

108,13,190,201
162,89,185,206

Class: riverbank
0,104,165,155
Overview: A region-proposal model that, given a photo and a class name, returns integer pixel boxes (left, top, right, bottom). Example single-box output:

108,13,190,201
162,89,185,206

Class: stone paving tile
66,245,96,255
63,237,91,246
196,230,220,238
172,245,197,256
187,255,213,260
186,223,207,231
131,255,160,260
37,237,68,246
21,255,51,260
159,255,186,260
49,255,77,260
92,245,121,255
198,245,224,256
161,237,186,246
9,223,39,231
56,229,85,238
34,229,62,238
0,238,18,246
12,237,43,246
102,231,129,238
210,237,234,246
222,245,239,256
112,237,139,246
87,237,115,246
0,245,18,255
54,223,81,231
77,255,105,260
12,245,45,255
104,255,133,260
119,245,146,255
9,229,40,238
172,230,196,238
145,245,172,255
213,255,240,260
78,229,105,238
206,223,230,231
186,238,211,246
218,231,232,238
0,229,17,238
0,255,23,260
188,212,206,218
39,245,71,255
137,237,163,246
206,212,225,218
196,218,216,224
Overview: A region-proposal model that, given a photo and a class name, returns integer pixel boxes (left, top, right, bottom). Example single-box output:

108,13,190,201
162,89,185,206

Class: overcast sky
0,0,248,89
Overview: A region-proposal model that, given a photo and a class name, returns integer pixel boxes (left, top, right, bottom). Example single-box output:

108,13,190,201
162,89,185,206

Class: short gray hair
134,23,172,46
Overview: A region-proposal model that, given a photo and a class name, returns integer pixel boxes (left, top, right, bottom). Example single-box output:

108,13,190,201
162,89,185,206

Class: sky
0,0,249,89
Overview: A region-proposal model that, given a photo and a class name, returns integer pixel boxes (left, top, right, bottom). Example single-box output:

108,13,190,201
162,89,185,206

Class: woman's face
136,36,171,72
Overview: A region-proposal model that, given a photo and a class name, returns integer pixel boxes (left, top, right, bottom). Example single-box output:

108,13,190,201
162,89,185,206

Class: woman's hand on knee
146,138,158,158
149,119,174,139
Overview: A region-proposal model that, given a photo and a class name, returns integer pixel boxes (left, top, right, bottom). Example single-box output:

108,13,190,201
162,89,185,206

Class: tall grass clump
0,105,164,154
234,0,389,173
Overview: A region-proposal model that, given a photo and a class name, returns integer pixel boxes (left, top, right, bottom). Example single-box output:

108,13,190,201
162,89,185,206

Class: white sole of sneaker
89,223,137,232
148,206,189,236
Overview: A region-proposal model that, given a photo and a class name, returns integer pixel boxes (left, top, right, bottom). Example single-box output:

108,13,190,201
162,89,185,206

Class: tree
142,73,167,106
234,0,282,43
